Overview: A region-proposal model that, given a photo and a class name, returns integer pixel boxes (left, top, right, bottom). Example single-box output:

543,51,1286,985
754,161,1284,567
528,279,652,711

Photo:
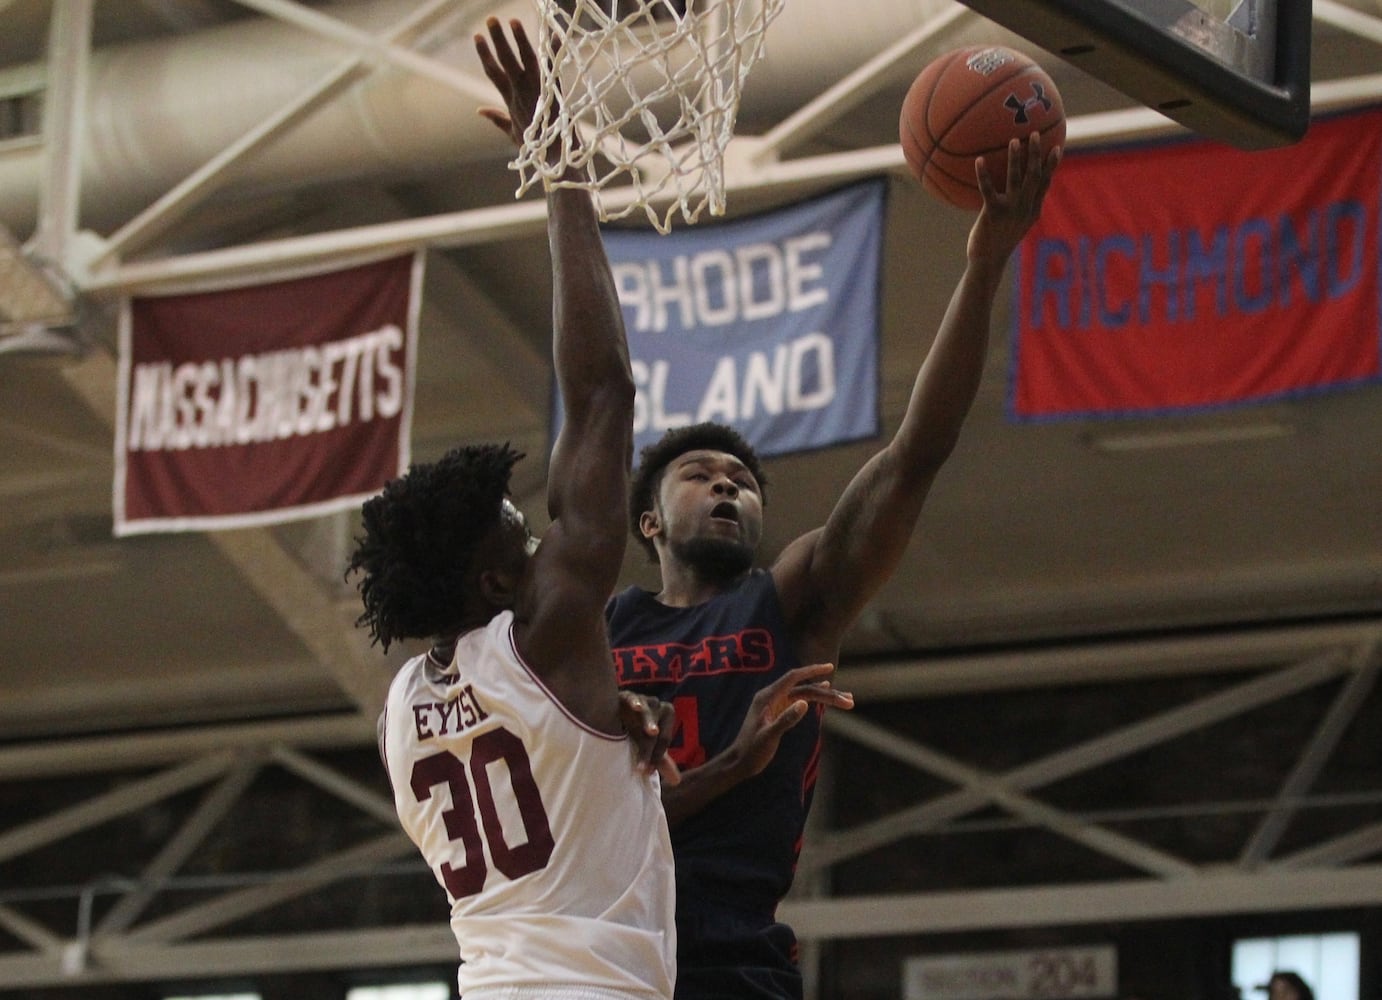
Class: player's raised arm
773,133,1060,660
474,18,634,699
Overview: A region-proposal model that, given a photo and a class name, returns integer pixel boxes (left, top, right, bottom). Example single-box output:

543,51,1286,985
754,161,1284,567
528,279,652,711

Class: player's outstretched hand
969,131,1061,263
732,663,854,779
474,17,543,146
618,691,682,786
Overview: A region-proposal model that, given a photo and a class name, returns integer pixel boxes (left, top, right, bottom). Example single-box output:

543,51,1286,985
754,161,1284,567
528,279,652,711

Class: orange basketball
900,45,1065,211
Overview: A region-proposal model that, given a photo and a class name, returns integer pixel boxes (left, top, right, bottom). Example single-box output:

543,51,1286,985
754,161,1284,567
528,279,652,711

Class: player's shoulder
385,651,428,699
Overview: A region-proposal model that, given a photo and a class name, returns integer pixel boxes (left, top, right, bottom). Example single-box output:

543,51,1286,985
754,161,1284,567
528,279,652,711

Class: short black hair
1265,973,1314,1000
348,443,522,652
629,422,766,562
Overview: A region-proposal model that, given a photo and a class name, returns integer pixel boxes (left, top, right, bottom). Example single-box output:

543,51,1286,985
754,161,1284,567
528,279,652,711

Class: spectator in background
1258,971,1316,1000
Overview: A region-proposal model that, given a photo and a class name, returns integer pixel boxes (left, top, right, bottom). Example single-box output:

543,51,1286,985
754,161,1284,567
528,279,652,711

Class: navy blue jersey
607,570,823,998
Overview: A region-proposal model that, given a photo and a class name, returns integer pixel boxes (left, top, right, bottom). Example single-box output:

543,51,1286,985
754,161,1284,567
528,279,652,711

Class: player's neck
655,562,745,607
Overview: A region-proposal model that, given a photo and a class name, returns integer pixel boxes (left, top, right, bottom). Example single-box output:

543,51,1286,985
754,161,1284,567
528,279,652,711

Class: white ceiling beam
1238,640,1382,866
0,714,374,780
208,524,395,718
805,650,1350,870
0,925,458,987
1314,0,1382,44
119,832,413,945
95,57,375,262
0,903,64,954
95,0,468,262
76,64,1382,298
231,0,493,104
2,621,1378,781
5,865,1382,987
779,863,1382,939
0,752,233,863
94,757,265,938
748,5,971,163
270,745,397,824
1310,68,1382,106
840,619,1382,700
1273,819,1382,871
828,712,1197,878
27,0,92,267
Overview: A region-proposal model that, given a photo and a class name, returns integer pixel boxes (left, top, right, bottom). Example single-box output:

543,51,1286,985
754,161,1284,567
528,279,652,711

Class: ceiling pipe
0,0,1019,238
0,0,526,235
1,0,1379,241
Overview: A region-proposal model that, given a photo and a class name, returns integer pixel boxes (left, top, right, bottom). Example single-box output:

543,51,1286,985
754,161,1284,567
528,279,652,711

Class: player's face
482,498,537,582
653,450,762,577
498,498,538,557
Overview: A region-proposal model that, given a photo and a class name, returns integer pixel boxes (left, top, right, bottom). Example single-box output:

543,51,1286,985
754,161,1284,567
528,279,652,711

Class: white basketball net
514,0,786,233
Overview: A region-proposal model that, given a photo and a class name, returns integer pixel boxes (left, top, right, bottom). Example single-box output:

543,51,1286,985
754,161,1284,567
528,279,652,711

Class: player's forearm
893,255,1003,469
658,746,753,828
545,186,635,529
548,185,633,407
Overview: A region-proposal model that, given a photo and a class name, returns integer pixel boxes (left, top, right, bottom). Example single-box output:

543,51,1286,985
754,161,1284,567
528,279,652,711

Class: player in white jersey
350,19,675,1000
382,612,673,998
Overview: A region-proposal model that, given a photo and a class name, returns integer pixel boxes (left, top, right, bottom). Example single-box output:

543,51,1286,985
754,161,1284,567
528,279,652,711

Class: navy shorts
674,896,802,1000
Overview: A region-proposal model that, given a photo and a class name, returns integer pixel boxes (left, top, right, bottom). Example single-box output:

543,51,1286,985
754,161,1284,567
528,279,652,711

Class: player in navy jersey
607,133,1062,999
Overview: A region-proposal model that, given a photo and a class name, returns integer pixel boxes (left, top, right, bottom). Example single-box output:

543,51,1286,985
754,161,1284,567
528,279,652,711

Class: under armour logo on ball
1005,83,1054,124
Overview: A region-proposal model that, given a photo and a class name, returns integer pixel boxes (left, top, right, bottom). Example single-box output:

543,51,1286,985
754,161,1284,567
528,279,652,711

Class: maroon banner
1010,108,1382,420
115,254,421,535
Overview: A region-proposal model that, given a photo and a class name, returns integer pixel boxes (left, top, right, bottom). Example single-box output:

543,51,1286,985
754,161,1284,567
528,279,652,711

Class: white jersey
381,611,675,1000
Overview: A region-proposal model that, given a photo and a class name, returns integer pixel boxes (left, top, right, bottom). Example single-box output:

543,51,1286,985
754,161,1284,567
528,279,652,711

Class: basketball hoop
514,0,785,233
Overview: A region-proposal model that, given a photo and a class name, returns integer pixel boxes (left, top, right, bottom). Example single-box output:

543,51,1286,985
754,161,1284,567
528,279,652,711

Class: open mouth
709,501,739,522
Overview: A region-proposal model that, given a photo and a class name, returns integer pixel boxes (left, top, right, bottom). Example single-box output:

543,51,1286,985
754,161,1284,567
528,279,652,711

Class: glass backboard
954,0,1312,148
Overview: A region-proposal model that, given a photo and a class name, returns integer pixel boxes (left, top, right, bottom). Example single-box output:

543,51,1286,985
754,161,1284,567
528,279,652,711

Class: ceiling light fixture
1086,421,1295,452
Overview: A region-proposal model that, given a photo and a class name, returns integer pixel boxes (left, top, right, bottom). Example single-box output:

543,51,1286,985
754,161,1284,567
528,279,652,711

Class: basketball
900,45,1065,211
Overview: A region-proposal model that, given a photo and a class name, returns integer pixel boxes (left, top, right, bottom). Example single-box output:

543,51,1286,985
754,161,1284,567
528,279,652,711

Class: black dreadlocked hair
348,443,523,652
629,422,767,563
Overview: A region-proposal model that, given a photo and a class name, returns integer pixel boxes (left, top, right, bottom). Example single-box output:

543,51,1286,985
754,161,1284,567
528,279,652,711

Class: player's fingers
477,108,513,133
474,33,502,85
1030,145,1060,212
619,691,658,732
794,683,855,709
508,18,537,74
1043,144,1063,181
648,724,675,769
487,17,524,80
765,663,833,704
784,662,837,685
656,754,682,786
1007,136,1024,194
749,664,834,718
655,699,678,738
975,155,997,202
767,699,810,736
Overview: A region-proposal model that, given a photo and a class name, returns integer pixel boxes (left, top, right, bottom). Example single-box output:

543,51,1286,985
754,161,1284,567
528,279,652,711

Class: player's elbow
608,366,637,409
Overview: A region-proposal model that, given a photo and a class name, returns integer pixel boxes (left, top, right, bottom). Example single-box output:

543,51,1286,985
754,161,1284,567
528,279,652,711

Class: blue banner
555,180,885,460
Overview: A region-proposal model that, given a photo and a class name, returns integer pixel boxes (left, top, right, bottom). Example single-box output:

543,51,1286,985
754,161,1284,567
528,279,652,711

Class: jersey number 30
410,727,555,898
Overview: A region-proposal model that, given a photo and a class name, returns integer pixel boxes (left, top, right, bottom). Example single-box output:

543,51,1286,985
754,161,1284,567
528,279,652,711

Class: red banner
1010,108,1382,420
115,254,421,535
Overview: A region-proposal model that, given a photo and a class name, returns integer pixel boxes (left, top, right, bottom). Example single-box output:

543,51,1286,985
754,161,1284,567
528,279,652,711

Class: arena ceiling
2,0,1381,993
